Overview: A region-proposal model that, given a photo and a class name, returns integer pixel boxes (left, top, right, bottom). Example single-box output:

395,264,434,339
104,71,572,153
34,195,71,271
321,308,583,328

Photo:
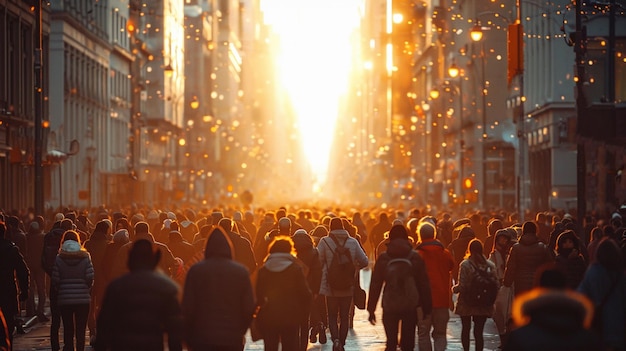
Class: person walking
489,228,516,347
83,221,111,345
503,222,553,296
94,239,183,351
319,218,369,351
416,221,455,351
51,230,94,351
182,227,255,351
367,224,432,351
452,239,499,351
255,237,312,351
0,221,29,350
25,219,47,322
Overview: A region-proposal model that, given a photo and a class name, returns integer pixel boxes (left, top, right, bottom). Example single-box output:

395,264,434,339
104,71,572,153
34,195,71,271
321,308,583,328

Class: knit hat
55,213,65,222
389,224,409,241
522,221,537,235
113,229,130,244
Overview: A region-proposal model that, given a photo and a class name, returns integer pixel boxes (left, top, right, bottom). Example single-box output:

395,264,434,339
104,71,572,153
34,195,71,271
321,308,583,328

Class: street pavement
12,270,500,350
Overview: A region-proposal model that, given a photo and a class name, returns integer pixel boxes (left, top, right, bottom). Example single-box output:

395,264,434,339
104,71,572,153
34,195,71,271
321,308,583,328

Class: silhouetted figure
94,239,183,351
182,227,254,350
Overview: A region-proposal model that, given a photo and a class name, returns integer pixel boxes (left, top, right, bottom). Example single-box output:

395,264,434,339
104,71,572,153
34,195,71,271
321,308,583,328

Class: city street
12,270,500,351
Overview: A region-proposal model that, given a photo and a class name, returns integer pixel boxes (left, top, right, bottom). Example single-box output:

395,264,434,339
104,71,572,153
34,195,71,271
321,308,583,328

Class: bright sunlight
260,0,363,187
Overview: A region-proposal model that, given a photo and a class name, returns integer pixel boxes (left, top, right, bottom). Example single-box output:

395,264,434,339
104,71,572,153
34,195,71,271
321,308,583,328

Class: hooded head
389,224,409,241
278,217,291,234
329,217,344,231
204,227,234,259
128,239,160,271
218,218,233,232
556,230,580,256
522,221,537,236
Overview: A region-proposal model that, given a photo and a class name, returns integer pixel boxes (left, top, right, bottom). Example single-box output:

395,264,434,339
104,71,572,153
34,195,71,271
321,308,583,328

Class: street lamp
470,24,484,42
471,23,489,209
164,63,174,78
448,63,460,79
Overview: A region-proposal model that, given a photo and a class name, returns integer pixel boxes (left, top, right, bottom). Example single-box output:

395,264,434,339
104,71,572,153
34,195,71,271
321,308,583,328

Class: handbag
354,286,367,310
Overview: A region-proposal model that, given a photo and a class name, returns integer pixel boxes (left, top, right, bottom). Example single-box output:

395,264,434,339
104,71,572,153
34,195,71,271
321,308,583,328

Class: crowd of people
0,204,625,351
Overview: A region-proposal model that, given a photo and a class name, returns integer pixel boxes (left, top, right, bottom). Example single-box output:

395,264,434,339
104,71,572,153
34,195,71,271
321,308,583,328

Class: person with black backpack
318,218,368,351
367,224,432,351
452,239,499,351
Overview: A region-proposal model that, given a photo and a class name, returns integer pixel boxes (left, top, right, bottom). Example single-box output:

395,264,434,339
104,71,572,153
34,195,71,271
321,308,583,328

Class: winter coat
367,239,433,315
318,229,369,297
256,253,313,329
0,238,29,316
226,231,257,274
503,233,553,296
504,288,598,351
555,252,587,289
25,228,45,272
453,258,497,317
182,229,254,349
416,239,455,309
577,263,626,350
94,269,183,351
42,227,65,276
51,241,94,306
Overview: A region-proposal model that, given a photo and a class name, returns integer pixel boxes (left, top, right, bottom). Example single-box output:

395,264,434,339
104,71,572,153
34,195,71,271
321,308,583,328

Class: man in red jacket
416,220,455,351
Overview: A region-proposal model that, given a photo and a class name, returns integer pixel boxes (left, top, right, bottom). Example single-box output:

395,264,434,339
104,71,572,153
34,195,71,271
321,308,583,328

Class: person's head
556,230,579,255
61,230,81,245
268,236,295,256
310,225,329,238
522,221,537,236
218,218,233,232
494,229,512,249
278,217,291,233
596,238,624,271
417,222,436,242
488,219,503,237
134,221,150,235
465,238,485,260
115,217,130,231
128,239,160,271
388,224,409,241
329,217,343,231
535,264,568,289
204,227,234,259
60,218,74,232
94,220,112,236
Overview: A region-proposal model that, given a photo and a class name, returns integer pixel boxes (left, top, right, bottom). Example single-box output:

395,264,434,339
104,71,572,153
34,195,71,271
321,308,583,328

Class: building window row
64,47,108,107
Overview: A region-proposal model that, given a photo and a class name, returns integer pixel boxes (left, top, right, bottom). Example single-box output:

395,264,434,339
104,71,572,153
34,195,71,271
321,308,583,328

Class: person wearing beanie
181,227,254,350
504,221,554,296
367,224,433,351
95,240,183,351
318,217,368,350
51,230,94,351
255,237,312,351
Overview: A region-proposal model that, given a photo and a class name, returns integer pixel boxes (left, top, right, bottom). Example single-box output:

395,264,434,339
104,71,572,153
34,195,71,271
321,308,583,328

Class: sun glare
260,0,362,186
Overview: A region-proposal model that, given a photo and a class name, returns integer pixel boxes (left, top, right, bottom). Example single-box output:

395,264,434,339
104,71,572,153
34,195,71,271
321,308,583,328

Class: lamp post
470,23,489,210
448,63,465,202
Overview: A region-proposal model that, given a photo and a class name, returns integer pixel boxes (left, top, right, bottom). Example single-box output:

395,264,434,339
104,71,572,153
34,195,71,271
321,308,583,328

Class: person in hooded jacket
218,218,257,274
367,224,433,351
83,220,111,344
554,230,587,289
504,222,554,296
94,239,183,351
318,218,369,351
182,227,254,351
51,230,94,351
255,237,312,351
292,229,323,349
416,221,455,351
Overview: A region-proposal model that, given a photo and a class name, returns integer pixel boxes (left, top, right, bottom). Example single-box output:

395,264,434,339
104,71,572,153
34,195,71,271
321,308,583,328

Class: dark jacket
112,233,177,279
292,231,322,295
0,238,29,316
503,233,553,295
51,241,94,306
504,288,598,351
167,231,195,264
26,227,45,272
95,270,183,351
182,230,255,349
448,226,475,282
42,226,65,276
367,239,432,316
256,253,313,329
227,231,257,274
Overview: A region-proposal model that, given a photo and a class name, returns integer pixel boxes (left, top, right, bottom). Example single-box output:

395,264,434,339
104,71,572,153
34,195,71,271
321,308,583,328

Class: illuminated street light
164,63,174,78
190,96,200,109
429,88,440,100
470,24,483,42
448,63,460,78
